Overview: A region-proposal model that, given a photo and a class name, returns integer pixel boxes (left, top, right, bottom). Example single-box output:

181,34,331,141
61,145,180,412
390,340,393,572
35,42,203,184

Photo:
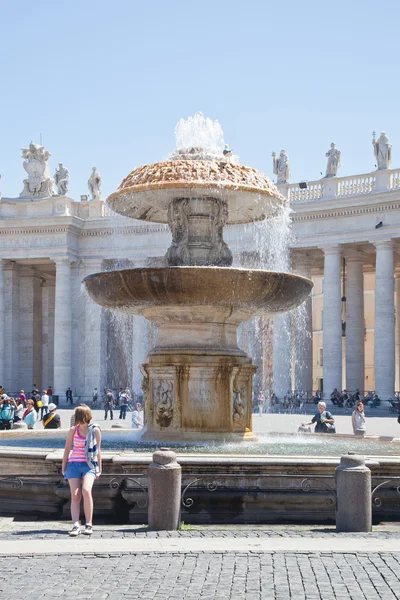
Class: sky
1,0,400,200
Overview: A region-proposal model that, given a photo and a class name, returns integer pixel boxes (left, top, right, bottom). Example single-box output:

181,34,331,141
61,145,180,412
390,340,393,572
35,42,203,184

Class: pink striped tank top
68,426,86,462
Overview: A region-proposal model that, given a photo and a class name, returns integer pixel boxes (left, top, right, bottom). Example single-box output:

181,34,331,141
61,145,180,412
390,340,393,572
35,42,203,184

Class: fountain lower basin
85,267,312,442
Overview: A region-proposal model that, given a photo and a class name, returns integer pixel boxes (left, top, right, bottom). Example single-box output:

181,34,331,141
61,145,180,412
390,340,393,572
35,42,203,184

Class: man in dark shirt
42,403,61,429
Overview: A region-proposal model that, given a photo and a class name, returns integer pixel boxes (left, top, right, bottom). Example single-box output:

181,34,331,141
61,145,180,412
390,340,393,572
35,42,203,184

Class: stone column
273,313,292,398
4,263,20,393
374,241,395,401
0,260,5,388
293,255,313,395
82,260,104,399
53,258,72,398
345,255,365,393
322,246,342,399
41,278,56,390
18,267,43,391
396,273,400,391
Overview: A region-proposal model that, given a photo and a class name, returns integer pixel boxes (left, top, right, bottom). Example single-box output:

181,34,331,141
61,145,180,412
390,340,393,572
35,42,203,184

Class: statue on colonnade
88,167,102,201
372,131,392,170
54,163,70,195
324,142,341,178
272,149,290,184
20,141,55,198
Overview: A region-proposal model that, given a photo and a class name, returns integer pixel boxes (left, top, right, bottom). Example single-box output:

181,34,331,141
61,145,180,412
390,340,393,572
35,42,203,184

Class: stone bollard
335,453,371,532
148,447,181,530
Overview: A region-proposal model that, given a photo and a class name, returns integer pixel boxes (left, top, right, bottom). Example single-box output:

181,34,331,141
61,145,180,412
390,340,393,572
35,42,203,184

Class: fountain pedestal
141,352,257,442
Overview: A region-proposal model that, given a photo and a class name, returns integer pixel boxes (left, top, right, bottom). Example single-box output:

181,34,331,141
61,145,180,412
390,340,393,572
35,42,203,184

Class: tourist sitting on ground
0,396,15,430
313,390,322,404
132,402,143,429
22,399,37,429
370,393,381,407
43,403,61,429
352,401,366,436
13,399,24,423
301,401,336,434
62,404,102,537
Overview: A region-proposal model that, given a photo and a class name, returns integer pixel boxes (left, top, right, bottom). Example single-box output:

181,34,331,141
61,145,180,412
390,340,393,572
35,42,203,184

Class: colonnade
272,240,398,403
0,257,105,397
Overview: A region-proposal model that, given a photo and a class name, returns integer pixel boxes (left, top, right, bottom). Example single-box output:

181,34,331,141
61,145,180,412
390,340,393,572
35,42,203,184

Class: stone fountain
84,113,312,442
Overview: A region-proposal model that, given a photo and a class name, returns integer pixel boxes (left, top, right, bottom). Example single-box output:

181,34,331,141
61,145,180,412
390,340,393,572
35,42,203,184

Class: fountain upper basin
84,267,313,323
108,160,287,224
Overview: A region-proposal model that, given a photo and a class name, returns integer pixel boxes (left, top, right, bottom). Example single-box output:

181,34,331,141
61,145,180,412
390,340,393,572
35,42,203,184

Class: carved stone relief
232,387,246,427
153,380,174,428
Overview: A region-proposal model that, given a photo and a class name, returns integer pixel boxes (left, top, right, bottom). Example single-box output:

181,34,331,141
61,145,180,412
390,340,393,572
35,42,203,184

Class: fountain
84,113,312,442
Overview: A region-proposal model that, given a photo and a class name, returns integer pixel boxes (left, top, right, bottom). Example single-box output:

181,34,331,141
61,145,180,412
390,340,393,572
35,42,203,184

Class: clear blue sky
1,0,399,200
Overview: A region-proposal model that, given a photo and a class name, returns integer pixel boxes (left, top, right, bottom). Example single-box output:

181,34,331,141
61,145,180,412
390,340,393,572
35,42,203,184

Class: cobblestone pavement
1,551,400,599
0,521,400,540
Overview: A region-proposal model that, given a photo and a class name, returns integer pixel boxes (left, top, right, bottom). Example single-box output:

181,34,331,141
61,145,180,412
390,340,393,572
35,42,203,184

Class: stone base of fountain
141,351,258,442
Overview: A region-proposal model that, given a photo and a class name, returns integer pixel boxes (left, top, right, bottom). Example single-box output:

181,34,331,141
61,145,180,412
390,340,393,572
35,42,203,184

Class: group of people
301,400,367,435
101,387,143,428
330,388,381,408
0,385,61,430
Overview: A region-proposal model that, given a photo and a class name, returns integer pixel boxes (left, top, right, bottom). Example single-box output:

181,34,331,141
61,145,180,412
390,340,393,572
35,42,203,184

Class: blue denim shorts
64,461,96,480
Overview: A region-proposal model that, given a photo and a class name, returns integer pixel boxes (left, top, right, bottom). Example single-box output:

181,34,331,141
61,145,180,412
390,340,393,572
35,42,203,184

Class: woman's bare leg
68,479,82,523
82,475,95,524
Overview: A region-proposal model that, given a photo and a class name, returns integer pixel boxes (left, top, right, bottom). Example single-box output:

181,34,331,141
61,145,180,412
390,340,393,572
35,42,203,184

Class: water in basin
1,431,399,456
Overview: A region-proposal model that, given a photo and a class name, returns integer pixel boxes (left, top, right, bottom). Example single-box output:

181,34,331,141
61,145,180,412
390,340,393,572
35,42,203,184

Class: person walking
0,396,15,430
40,390,49,419
92,388,98,405
43,403,62,429
22,399,37,429
66,387,73,406
62,405,101,536
352,401,366,436
104,390,114,421
301,401,336,433
119,392,129,420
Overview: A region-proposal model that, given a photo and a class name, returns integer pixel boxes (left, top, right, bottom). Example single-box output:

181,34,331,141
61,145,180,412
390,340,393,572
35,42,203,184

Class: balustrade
284,167,400,203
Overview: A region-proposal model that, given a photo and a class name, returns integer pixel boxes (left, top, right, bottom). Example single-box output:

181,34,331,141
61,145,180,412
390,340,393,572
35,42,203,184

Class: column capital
321,245,342,257
51,256,73,266
343,248,364,263
374,239,393,251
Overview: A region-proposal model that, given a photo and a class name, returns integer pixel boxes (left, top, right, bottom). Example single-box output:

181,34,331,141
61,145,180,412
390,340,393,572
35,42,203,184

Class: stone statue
372,131,392,170
20,141,55,198
272,150,290,184
54,163,70,195
165,198,189,265
88,167,102,201
325,143,341,178
209,199,233,266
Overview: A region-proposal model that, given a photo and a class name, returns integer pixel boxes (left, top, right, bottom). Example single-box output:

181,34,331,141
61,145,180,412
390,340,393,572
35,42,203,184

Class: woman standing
62,405,101,537
22,399,37,429
352,401,366,436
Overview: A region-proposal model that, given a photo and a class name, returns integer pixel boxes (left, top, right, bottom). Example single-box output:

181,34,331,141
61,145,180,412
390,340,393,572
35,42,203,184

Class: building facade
1,145,400,402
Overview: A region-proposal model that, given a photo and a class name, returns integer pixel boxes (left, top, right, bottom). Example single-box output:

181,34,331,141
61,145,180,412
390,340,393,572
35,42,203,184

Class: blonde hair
74,404,92,424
